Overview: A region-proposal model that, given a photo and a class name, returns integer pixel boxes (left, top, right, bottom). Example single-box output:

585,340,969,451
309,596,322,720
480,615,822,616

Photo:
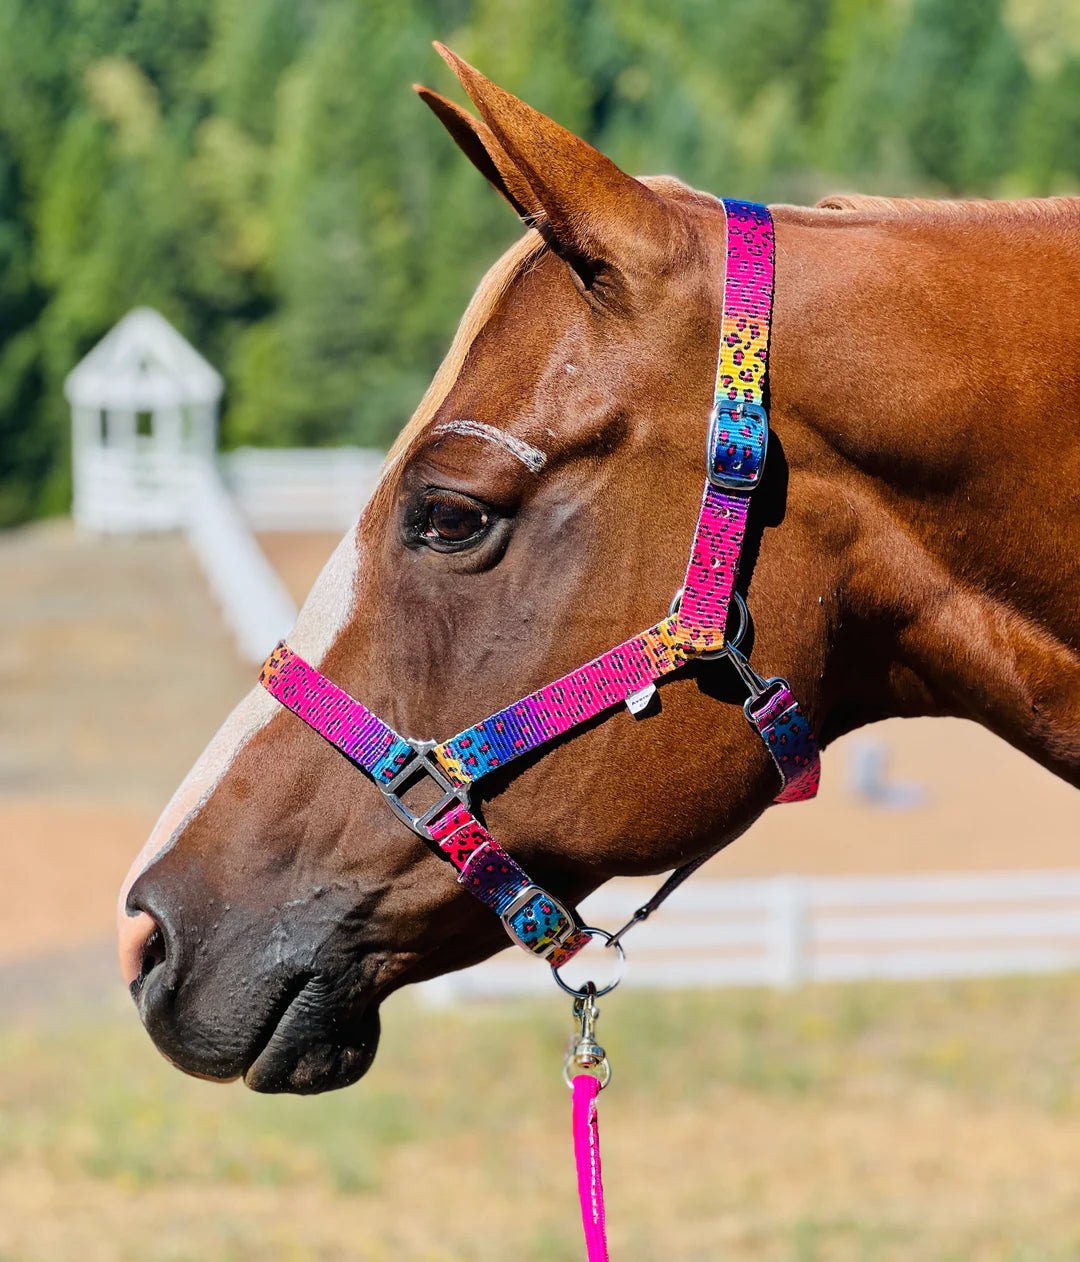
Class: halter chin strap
259,199,820,973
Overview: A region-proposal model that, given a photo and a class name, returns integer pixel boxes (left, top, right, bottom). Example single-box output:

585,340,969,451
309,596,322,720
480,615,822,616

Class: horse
118,44,1080,1096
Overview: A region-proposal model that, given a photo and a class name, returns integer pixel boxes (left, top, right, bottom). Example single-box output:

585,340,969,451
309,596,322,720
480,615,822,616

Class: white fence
223,446,385,531
422,869,1080,1002
186,461,298,663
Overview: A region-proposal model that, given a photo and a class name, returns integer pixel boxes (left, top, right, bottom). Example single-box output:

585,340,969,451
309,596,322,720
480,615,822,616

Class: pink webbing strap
431,617,689,787
573,1074,609,1262
259,643,415,784
676,199,774,643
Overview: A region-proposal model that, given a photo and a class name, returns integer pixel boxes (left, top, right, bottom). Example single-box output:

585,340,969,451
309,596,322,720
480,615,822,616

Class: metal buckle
741,672,789,723
500,884,579,959
707,398,768,490
379,738,470,840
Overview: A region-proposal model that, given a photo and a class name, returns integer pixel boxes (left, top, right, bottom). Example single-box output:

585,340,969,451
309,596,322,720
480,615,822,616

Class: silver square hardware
379,739,471,840
707,398,768,490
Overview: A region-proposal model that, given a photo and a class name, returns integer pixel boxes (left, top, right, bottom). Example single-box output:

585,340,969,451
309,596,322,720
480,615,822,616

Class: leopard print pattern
432,617,690,786
260,642,413,783
677,199,773,645
427,805,591,962
748,684,821,803
714,199,774,411
676,487,749,649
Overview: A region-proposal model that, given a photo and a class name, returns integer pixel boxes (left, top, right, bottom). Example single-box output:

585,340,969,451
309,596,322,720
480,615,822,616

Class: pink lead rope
573,1075,609,1262
565,986,612,1261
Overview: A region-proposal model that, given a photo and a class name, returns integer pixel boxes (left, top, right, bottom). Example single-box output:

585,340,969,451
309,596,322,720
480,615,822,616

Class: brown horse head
118,46,1080,1094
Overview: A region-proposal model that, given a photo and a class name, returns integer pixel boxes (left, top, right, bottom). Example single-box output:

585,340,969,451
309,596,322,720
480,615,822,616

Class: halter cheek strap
259,199,819,970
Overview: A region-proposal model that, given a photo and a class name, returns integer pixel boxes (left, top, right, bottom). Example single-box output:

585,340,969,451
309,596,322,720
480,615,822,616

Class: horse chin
135,961,383,1095
242,997,382,1095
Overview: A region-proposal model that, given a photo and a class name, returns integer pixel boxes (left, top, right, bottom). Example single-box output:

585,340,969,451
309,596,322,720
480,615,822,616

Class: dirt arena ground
1,521,1078,969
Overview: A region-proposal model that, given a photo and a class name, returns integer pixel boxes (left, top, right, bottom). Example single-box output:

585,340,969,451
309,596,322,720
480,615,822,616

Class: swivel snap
563,982,611,1090
724,641,772,702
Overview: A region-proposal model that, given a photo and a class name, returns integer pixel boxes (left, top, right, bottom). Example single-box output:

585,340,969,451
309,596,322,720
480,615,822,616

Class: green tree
893,0,1029,193
0,0,1077,527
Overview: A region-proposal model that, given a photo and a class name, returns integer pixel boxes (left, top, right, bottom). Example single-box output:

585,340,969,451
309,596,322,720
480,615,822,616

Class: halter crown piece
258,200,820,976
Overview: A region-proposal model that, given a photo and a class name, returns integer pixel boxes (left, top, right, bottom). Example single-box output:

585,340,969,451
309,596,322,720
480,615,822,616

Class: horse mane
814,193,1080,226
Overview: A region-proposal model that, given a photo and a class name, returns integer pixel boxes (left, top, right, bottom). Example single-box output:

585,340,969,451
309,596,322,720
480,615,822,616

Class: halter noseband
258,200,820,983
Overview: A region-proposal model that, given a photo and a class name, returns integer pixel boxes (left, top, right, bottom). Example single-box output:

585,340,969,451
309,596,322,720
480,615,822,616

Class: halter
258,199,820,984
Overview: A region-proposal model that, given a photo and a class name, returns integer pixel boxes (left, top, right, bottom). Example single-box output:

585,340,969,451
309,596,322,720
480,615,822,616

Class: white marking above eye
433,419,548,473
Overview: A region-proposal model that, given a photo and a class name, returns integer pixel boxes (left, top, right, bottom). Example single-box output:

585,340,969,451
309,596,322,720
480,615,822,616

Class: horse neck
772,204,1080,784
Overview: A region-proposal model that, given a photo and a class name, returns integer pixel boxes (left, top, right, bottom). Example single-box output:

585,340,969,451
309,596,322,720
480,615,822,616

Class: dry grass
2,975,1080,1260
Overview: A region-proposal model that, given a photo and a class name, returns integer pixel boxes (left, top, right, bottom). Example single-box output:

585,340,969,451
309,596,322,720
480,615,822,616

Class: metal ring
723,592,749,652
563,1056,612,1091
550,927,625,998
668,589,750,655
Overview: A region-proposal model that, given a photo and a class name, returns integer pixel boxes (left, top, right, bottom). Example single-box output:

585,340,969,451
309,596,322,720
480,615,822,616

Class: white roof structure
64,306,224,411
65,306,298,661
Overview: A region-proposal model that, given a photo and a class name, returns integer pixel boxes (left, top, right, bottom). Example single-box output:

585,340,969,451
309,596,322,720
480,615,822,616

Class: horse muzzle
124,866,385,1094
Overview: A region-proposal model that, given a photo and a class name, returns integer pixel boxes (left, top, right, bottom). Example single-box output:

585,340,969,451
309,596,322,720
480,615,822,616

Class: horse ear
430,43,678,291
413,85,543,223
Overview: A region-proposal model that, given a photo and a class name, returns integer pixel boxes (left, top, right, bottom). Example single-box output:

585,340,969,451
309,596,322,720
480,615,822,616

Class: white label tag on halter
625,684,656,717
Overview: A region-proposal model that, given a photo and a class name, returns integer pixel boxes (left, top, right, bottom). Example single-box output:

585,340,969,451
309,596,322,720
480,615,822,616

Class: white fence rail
422,869,1080,1002
186,461,297,663
223,446,384,531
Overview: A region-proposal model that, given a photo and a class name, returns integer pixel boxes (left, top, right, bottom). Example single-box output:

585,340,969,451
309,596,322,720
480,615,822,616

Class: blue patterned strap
746,683,821,803
429,804,590,965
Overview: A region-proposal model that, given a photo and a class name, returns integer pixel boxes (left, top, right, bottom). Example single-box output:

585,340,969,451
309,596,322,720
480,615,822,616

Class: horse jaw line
117,522,364,948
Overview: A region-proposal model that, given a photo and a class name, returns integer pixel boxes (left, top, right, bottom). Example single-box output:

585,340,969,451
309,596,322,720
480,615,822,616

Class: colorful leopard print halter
259,199,820,978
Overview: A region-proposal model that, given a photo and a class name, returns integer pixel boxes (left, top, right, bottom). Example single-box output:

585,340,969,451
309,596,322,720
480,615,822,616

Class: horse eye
421,492,490,545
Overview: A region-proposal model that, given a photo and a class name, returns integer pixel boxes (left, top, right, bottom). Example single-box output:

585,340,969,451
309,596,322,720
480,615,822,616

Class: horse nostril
118,906,168,993
138,925,168,988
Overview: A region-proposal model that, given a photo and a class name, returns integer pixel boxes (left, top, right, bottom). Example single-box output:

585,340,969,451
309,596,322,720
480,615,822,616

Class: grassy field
2,975,1080,1261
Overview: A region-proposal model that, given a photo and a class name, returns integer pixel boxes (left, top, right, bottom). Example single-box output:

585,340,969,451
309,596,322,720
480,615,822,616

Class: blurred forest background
1,0,1078,527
